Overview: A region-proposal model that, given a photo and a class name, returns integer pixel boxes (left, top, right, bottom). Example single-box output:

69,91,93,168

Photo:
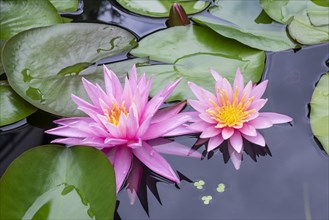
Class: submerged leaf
116,0,210,17
0,145,116,219
131,25,265,101
193,0,297,51
310,73,329,154
2,23,138,117
0,80,36,126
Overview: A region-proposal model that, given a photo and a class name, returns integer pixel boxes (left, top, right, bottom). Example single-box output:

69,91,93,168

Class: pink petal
142,115,191,140
152,140,202,158
247,117,273,129
54,116,93,126
239,124,257,136
210,69,222,81
125,104,139,139
103,65,123,98
82,78,103,106
249,99,267,111
229,131,243,153
199,113,216,124
221,78,233,102
189,121,212,132
207,135,224,152
260,112,293,124
128,65,138,89
104,138,128,146
152,102,186,124
114,147,132,193
250,80,268,100
45,125,89,138
242,81,252,98
242,131,266,146
133,142,179,183
126,158,143,205
50,138,83,145
222,127,234,139
187,81,217,104
200,126,221,138
228,142,242,170
233,68,245,92
188,99,208,113
163,125,196,136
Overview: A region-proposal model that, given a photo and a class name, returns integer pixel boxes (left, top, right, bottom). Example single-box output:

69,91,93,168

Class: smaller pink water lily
46,65,200,204
188,68,292,170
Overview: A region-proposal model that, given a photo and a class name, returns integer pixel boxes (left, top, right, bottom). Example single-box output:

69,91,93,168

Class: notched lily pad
115,0,210,17
193,0,297,51
131,25,265,101
3,23,138,117
310,73,329,154
0,80,37,126
260,0,329,45
0,145,116,219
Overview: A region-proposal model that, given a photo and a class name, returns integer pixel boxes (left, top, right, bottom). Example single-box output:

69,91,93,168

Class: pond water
1,0,328,219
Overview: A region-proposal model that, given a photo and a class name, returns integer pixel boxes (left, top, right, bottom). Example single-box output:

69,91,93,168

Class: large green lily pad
0,145,116,219
192,0,297,51
50,0,79,12
0,0,63,40
115,0,210,17
131,25,265,101
0,80,37,126
3,23,138,117
260,0,329,45
310,73,329,154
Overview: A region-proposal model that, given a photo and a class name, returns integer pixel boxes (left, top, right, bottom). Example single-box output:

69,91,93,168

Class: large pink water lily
188,68,292,170
46,65,200,202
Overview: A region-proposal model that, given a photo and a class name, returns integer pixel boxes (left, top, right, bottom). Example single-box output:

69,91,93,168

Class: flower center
206,87,255,128
105,102,128,126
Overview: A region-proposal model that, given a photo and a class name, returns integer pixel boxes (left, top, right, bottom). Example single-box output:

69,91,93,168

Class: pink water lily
46,65,201,202
188,68,292,170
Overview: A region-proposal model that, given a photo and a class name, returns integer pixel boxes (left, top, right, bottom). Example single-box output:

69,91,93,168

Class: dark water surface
1,1,328,219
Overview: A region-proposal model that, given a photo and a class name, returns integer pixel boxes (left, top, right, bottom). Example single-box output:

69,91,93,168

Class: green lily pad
131,25,265,101
260,0,329,45
3,23,137,117
0,80,37,126
0,40,5,75
0,145,116,219
50,0,79,12
310,73,329,154
192,0,297,51
115,0,210,17
0,0,63,40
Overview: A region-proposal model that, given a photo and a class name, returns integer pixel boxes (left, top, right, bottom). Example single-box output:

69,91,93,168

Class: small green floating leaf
0,145,116,219
49,0,79,12
115,0,210,17
3,23,138,117
201,195,212,205
131,25,265,101
310,73,329,154
260,0,329,45
0,80,36,126
194,180,205,189
192,0,297,51
216,183,225,193
0,0,63,40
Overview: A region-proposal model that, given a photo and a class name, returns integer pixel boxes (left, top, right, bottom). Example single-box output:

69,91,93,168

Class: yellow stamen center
104,102,128,126
206,87,255,128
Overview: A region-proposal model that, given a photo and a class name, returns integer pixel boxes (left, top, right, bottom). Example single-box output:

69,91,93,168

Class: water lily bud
167,3,190,27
